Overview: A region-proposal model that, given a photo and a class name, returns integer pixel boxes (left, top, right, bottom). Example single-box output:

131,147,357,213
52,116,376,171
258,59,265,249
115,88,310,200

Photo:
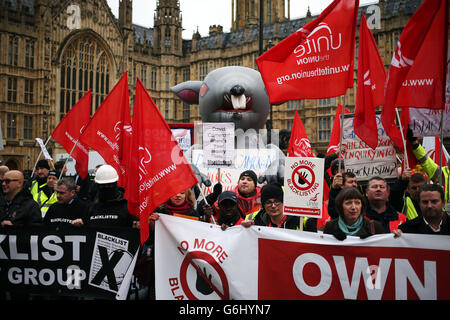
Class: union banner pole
338,93,347,173
395,108,409,169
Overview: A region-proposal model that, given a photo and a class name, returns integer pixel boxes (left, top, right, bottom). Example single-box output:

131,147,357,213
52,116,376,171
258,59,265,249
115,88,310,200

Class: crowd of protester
1,134,450,300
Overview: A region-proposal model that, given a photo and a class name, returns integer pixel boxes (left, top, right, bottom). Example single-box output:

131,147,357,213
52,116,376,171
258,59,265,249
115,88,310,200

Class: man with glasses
0,170,41,226
245,183,316,231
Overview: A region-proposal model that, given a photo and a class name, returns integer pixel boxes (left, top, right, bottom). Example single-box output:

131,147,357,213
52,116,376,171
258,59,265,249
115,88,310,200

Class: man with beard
26,159,51,207
72,165,138,228
395,184,450,235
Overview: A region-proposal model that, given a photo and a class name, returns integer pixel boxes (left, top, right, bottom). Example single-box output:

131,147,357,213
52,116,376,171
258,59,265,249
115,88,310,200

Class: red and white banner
155,214,450,300
288,110,314,157
256,0,359,103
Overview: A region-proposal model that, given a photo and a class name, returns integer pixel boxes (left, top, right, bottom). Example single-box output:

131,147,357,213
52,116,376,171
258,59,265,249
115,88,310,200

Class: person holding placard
324,187,384,240
245,183,317,231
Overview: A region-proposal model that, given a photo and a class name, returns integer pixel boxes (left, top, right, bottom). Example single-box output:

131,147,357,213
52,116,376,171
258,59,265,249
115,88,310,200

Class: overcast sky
106,0,379,39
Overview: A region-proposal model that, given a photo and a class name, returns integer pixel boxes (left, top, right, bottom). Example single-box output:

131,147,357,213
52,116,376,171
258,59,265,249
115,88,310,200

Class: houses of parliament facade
0,0,425,170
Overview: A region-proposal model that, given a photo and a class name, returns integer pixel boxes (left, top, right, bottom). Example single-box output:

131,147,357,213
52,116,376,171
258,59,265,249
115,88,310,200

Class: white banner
408,82,450,136
155,215,450,300
203,122,235,168
191,148,277,195
342,113,397,181
283,157,324,218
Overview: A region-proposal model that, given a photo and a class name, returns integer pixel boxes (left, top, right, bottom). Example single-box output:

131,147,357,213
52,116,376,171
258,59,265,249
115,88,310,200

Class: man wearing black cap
203,191,245,230
25,159,51,204
245,183,317,231
39,170,59,218
206,170,262,222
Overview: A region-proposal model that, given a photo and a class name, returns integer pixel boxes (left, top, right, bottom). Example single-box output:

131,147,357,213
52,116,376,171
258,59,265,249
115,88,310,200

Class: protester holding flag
203,191,244,230
324,187,384,240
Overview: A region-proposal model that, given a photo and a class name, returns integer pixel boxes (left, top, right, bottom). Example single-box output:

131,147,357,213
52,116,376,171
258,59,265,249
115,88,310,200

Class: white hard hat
94,164,119,184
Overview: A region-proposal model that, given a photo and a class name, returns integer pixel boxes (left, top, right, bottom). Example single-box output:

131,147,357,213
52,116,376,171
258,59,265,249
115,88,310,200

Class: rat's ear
171,81,202,104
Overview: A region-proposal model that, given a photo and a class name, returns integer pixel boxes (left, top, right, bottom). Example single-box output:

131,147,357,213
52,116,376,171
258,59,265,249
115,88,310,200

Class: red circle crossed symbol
179,251,230,300
291,165,316,191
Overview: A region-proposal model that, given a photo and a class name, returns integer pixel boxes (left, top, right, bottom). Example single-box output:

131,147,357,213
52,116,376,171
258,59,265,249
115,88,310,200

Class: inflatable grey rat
171,66,285,185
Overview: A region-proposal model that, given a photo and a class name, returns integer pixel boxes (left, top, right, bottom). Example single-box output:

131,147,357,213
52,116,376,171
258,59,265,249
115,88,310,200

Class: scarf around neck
166,202,191,215
338,215,364,236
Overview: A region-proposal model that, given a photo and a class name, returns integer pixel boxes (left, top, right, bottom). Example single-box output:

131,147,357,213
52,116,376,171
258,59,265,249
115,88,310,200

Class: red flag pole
439,109,445,185
395,108,409,169
338,94,347,173
58,138,82,180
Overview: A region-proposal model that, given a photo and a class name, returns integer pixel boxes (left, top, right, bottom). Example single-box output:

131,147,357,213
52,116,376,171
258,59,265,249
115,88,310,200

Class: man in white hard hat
72,164,139,228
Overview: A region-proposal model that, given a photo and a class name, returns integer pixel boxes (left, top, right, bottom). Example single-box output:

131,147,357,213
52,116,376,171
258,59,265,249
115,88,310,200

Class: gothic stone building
0,0,426,170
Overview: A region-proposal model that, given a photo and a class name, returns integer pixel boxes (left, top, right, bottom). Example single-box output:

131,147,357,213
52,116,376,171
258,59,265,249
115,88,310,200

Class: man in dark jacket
365,176,406,233
398,184,450,235
75,165,138,228
0,170,41,226
44,177,89,227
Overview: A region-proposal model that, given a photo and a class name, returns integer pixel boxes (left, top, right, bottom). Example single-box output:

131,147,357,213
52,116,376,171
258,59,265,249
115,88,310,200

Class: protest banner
341,113,398,181
0,226,140,299
191,148,277,195
169,123,195,155
202,122,235,168
35,138,53,161
283,157,324,218
155,214,450,300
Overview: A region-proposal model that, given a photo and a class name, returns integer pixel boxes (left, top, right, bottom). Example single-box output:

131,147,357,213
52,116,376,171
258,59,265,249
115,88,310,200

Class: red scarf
165,202,192,216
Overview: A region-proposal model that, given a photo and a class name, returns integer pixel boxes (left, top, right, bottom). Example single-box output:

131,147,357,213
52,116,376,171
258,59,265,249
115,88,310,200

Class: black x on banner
0,225,139,299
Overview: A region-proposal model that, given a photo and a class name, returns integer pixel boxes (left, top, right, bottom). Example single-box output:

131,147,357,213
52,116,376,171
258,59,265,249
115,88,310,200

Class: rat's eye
200,83,208,97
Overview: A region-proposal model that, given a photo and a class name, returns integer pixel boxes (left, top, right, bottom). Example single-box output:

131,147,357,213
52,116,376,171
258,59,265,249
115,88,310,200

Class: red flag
256,0,359,103
326,104,351,156
126,79,198,244
51,90,91,179
79,72,131,187
382,0,448,151
354,14,387,150
288,110,314,157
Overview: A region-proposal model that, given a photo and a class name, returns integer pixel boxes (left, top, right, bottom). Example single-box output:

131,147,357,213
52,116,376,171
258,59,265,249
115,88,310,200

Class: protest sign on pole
283,157,324,218
155,214,450,300
342,113,398,182
169,123,195,155
192,148,277,195
202,122,235,168
35,137,52,160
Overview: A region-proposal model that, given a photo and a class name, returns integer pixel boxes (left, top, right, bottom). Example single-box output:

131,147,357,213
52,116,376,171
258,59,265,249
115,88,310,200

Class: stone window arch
59,34,112,120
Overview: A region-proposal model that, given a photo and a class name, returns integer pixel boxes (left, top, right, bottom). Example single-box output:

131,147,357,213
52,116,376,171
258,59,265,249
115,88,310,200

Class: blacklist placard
283,157,324,218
